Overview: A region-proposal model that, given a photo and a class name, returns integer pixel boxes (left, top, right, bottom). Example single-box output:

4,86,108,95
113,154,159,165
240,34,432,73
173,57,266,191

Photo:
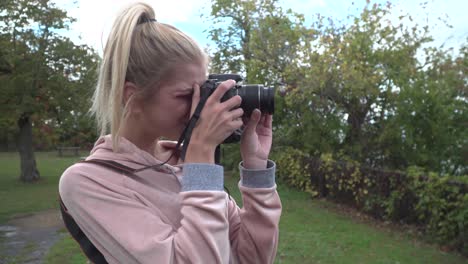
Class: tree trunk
343,101,370,159
17,114,40,182
344,111,365,146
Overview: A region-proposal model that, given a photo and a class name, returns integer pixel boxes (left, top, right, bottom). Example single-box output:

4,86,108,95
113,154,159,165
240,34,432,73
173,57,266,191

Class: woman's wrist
242,157,268,170
184,141,215,164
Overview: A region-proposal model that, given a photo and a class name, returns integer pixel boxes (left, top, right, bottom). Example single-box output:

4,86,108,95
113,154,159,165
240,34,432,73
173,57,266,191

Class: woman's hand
185,80,244,163
240,109,273,169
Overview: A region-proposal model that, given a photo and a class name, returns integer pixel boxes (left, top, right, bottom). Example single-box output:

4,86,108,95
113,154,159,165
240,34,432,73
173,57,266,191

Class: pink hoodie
59,135,282,263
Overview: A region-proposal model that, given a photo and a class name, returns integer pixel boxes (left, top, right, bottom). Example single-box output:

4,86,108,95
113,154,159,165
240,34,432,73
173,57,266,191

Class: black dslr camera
201,74,275,117
200,74,275,143
178,73,275,161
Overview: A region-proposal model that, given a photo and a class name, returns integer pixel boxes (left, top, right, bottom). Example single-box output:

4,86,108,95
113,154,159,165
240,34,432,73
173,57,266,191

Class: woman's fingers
189,79,248,148
228,107,244,120
231,119,244,130
207,79,236,103
221,95,242,111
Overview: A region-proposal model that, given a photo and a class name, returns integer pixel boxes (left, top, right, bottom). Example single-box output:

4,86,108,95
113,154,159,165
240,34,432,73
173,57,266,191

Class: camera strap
176,90,211,161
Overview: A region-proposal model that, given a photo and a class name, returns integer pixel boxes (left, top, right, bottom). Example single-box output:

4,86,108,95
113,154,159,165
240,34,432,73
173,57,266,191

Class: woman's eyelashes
174,86,194,101
176,93,193,101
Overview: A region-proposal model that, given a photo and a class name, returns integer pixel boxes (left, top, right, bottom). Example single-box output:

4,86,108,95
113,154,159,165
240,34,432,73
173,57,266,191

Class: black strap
59,159,138,264
177,87,211,161
60,198,108,264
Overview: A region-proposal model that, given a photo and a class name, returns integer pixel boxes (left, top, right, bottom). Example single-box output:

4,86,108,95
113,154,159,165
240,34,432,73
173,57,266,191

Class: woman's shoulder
60,161,89,182
59,162,96,192
59,160,126,197
60,160,100,179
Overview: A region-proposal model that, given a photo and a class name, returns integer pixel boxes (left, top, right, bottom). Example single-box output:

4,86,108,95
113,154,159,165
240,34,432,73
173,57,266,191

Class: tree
207,0,312,84
388,44,467,174
207,0,467,175
299,2,432,161
0,0,99,182
206,0,315,157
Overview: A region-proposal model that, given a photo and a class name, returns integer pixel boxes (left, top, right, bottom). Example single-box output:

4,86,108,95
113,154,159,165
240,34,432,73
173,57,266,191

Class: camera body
200,74,275,143
200,74,275,117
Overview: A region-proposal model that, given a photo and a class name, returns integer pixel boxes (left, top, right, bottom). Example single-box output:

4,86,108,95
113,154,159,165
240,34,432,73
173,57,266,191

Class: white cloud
54,0,467,55
388,0,467,50
279,0,326,12
53,0,210,53
297,0,466,51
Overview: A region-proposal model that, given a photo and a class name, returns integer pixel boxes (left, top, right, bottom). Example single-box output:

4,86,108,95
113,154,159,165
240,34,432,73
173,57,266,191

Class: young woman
59,2,281,263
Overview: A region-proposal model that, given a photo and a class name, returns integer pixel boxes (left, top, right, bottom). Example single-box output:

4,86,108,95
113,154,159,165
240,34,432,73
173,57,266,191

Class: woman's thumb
243,109,261,134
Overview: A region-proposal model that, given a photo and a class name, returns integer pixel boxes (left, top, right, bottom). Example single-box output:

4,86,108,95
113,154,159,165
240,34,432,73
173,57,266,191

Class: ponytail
91,2,207,151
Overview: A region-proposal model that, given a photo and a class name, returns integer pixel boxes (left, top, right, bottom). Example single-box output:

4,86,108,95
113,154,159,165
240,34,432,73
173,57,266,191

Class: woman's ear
123,82,141,114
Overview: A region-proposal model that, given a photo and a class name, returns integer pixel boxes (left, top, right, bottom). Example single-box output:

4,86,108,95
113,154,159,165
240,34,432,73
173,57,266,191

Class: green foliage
220,143,241,174
319,153,371,205
207,0,467,175
271,147,314,195
277,149,468,255
0,0,99,150
407,167,468,253
388,45,468,174
291,1,440,165
207,0,312,83
206,0,315,141
208,1,467,254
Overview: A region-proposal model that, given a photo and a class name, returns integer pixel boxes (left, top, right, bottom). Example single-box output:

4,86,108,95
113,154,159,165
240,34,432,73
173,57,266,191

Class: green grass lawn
0,152,466,263
0,152,87,223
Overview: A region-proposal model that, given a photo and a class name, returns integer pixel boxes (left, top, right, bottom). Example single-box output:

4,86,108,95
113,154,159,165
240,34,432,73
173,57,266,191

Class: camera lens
222,85,275,117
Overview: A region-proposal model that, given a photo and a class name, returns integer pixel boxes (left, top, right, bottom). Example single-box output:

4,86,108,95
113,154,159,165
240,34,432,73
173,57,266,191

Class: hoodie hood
87,135,182,173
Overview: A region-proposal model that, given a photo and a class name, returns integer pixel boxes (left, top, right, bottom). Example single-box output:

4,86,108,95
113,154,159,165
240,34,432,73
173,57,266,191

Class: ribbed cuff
239,160,276,188
181,163,224,191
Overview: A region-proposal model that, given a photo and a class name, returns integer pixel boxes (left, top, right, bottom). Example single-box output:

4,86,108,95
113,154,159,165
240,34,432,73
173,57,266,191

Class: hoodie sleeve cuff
181,163,224,191
239,160,276,188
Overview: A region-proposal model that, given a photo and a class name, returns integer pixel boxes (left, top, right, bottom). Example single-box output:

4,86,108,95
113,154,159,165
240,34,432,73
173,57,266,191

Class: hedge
273,147,468,256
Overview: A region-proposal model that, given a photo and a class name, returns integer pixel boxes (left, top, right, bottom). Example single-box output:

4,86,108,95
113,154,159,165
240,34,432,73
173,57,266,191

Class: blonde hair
91,2,207,150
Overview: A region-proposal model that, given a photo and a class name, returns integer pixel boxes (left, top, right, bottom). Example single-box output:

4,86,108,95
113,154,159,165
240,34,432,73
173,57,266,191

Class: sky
53,0,467,55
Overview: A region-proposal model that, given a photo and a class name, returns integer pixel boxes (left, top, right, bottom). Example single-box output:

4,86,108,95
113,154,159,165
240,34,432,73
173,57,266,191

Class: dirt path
0,209,65,264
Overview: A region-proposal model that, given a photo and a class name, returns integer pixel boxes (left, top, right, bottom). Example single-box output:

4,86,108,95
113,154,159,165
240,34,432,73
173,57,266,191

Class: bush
272,146,315,195
275,148,468,256
220,143,242,174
